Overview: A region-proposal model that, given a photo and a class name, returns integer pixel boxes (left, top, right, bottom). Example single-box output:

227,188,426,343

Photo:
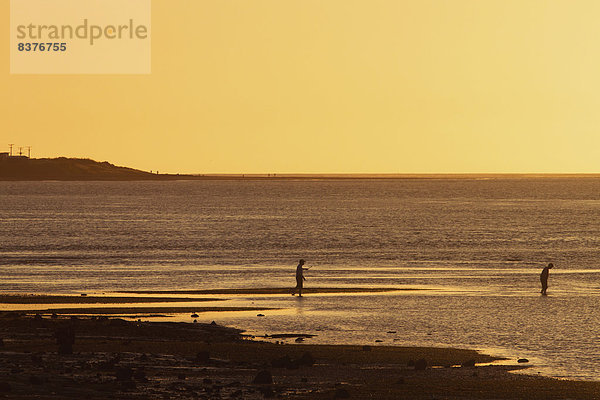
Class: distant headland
0,156,195,181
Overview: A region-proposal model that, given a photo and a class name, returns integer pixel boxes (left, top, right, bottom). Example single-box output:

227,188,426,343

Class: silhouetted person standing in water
292,259,309,297
540,263,553,295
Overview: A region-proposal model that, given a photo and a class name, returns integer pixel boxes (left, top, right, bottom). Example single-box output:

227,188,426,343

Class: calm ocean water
1,179,600,380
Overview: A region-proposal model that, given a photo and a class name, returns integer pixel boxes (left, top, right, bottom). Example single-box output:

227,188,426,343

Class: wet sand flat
0,295,221,304
13,306,277,316
122,287,425,295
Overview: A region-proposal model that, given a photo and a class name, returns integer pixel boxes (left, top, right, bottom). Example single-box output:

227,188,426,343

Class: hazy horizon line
185,173,600,178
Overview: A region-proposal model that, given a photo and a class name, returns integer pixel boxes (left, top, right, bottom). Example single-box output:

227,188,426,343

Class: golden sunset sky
3,1,600,173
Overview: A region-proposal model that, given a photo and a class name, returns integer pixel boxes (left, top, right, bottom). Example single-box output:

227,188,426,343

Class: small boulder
31,354,43,365
196,351,210,362
298,351,315,367
115,367,134,381
271,355,293,369
461,359,476,368
133,368,147,381
258,386,275,397
334,387,351,398
517,358,529,363
414,358,427,370
252,370,273,385
109,319,127,327
28,375,43,385
55,326,75,355
120,380,136,391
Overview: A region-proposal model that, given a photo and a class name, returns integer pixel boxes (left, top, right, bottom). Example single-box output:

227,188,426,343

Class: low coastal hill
0,157,188,181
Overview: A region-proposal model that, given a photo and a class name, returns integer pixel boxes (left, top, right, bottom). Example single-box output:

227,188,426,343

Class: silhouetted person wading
292,259,309,297
540,263,553,295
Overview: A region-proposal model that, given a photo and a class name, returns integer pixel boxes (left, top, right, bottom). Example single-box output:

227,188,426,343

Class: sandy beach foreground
1,307,600,399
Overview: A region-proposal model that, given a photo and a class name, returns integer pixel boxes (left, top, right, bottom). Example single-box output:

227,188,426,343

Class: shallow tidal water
1,178,600,380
